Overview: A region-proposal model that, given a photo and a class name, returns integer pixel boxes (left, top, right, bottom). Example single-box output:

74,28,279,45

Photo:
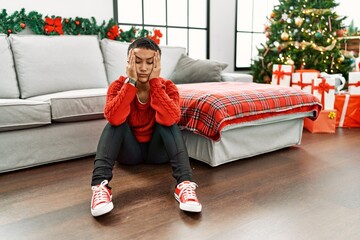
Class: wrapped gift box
348,72,360,94
320,72,346,93
312,77,336,110
271,64,294,86
304,110,336,133
334,93,360,127
292,70,320,92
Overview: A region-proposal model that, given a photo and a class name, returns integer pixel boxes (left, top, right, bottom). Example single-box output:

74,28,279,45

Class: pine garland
0,8,162,44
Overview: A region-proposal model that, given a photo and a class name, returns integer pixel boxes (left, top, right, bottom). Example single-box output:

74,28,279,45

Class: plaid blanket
177,82,322,141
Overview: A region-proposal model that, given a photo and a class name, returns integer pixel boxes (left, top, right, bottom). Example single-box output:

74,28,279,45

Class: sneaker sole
174,194,202,212
91,202,114,217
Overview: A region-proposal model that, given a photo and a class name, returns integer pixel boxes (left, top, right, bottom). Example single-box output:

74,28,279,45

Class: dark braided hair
127,37,161,56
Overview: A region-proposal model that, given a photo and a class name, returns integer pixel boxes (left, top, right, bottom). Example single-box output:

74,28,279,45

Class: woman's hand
149,50,161,80
126,49,137,80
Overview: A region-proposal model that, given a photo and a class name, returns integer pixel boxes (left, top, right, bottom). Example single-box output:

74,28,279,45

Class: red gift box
335,93,360,127
304,110,336,133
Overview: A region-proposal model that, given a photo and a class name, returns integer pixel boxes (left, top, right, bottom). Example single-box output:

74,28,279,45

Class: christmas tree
251,0,354,83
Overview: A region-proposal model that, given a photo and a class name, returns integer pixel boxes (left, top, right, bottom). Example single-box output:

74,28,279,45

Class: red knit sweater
104,76,181,142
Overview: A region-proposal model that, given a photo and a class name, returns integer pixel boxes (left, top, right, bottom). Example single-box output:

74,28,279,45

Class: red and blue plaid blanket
177,82,322,141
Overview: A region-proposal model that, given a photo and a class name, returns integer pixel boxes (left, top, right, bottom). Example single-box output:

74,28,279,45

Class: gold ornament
338,55,345,62
286,59,294,65
281,31,289,41
295,16,303,27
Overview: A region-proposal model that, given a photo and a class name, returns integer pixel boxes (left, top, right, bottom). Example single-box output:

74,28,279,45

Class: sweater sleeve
104,76,137,126
149,77,181,126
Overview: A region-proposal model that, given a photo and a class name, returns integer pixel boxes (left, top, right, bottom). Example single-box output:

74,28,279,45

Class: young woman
90,38,202,217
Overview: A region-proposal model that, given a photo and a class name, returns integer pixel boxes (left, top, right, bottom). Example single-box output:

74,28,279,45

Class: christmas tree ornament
338,55,345,62
264,75,271,83
281,13,288,21
281,31,289,41
286,58,294,65
20,23,26,29
295,16,303,27
315,31,322,39
336,29,344,37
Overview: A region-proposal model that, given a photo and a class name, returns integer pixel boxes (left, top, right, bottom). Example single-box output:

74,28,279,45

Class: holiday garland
0,8,163,44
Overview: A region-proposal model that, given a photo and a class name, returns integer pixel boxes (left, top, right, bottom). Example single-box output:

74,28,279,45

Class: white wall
0,0,113,22
210,0,236,72
1,0,355,73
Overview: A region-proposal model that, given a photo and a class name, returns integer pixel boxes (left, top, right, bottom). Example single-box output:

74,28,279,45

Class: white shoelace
178,182,198,201
92,180,110,206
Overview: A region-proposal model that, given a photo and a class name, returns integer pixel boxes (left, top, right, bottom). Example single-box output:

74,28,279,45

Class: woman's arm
104,76,137,126
149,78,181,126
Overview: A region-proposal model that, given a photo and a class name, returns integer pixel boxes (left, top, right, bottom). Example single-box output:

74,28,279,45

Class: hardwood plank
0,128,359,240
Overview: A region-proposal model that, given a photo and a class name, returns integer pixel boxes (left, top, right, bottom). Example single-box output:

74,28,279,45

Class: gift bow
273,65,292,84
328,111,336,119
313,78,335,109
292,72,312,89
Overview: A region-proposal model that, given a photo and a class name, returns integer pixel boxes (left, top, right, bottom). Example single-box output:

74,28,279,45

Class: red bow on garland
148,29,163,44
107,25,120,40
44,17,64,35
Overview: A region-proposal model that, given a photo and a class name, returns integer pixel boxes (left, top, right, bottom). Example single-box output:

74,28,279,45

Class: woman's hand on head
126,49,137,80
149,50,161,80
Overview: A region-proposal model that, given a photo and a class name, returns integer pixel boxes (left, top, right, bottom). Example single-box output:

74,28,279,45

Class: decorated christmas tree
251,0,354,83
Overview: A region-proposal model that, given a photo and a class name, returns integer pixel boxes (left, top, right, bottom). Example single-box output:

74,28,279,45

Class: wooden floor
1,128,360,240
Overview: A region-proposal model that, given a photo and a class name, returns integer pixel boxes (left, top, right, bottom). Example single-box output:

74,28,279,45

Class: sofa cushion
0,35,20,98
160,45,187,79
0,99,51,132
10,35,108,98
170,54,228,84
100,39,129,83
29,88,107,122
100,38,186,83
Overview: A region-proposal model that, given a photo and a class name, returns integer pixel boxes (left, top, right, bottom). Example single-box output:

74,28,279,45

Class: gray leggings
91,122,193,186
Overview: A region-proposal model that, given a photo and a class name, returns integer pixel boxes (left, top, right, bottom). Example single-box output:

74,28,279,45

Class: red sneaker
174,181,202,212
91,180,114,217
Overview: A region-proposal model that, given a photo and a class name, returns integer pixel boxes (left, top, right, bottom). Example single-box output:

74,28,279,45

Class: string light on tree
250,0,354,83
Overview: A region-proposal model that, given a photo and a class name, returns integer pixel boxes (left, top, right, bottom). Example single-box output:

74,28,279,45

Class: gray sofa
0,34,252,173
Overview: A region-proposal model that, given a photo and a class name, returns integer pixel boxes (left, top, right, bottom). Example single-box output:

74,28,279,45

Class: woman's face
133,48,156,83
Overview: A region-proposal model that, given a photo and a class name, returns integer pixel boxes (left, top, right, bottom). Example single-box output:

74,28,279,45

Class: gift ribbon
313,78,335,109
273,65,292,84
348,81,360,87
292,72,312,89
339,94,350,127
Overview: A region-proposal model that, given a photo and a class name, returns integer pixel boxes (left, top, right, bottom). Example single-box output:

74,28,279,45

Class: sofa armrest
221,72,253,82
